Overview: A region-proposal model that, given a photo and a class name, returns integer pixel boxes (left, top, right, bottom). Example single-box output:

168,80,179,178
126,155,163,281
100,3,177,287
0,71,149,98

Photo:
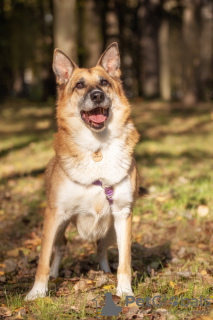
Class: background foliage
0,0,212,102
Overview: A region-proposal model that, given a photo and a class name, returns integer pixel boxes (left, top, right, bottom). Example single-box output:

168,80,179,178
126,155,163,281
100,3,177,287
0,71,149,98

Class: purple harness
93,180,114,205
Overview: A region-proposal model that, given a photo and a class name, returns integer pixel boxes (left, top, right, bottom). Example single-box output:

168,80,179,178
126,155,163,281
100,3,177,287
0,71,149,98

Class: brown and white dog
25,43,139,300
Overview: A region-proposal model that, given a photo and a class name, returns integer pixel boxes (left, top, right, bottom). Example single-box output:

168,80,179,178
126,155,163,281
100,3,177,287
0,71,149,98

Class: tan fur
25,43,139,301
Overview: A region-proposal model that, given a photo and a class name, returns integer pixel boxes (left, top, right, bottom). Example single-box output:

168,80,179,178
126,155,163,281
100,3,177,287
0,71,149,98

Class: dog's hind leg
25,207,69,301
97,224,116,273
49,221,69,279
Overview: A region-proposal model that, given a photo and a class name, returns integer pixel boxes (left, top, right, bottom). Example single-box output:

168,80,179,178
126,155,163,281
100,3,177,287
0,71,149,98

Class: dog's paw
99,258,112,273
100,264,112,273
25,283,48,301
116,286,134,298
49,269,59,279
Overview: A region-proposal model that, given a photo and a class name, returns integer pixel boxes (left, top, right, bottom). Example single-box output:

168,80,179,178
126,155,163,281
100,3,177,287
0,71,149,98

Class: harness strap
93,180,114,205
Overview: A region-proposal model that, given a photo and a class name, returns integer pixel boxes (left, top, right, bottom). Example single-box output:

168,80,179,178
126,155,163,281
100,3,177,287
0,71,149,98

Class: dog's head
53,43,129,133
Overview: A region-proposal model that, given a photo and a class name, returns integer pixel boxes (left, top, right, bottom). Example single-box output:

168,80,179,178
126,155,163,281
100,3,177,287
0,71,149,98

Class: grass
0,99,213,319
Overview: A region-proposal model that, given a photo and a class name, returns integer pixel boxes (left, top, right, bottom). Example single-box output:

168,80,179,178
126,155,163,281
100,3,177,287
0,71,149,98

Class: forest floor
0,100,213,320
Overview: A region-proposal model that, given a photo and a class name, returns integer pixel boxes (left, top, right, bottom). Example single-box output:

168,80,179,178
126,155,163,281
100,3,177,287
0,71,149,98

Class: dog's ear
97,42,120,77
53,49,77,85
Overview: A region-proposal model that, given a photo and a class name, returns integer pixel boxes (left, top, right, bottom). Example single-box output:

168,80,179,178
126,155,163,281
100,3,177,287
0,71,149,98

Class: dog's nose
90,90,105,103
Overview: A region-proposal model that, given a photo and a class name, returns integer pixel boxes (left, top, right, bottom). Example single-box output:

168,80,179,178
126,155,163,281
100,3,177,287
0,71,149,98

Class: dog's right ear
53,49,77,85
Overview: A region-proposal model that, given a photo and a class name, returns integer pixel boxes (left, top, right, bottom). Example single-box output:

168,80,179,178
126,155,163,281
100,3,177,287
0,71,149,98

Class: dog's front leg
114,212,134,297
25,207,66,301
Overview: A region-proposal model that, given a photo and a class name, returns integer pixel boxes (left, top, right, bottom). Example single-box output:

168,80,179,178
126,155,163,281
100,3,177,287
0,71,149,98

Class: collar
93,180,114,205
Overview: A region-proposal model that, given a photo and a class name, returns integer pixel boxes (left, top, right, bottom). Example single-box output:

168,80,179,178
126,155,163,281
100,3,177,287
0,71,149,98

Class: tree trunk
159,18,171,101
82,0,103,67
138,0,160,98
199,0,213,100
105,0,120,46
182,0,199,105
53,0,78,63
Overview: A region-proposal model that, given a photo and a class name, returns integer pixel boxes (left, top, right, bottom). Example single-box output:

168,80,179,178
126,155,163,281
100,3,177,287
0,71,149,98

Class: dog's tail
138,186,149,197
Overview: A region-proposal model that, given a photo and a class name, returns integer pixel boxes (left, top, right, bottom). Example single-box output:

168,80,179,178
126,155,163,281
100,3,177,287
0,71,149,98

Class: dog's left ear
97,42,120,77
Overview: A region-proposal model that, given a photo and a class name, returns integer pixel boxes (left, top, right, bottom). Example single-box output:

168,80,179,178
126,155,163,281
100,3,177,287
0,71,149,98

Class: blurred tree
53,0,78,62
118,0,139,98
159,11,171,101
0,1,13,101
0,0,212,102
182,0,199,104
82,0,103,67
199,0,213,100
104,0,120,46
138,0,160,98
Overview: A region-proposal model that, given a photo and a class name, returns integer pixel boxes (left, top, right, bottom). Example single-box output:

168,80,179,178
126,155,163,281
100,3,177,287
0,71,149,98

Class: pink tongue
88,114,107,124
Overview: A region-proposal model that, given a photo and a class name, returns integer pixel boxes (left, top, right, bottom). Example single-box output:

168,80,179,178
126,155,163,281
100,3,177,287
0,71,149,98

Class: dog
25,42,139,301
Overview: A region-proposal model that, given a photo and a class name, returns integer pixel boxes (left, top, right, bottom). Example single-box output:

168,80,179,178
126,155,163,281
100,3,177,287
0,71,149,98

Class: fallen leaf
125,306,139,319
70,276,80,282
122,307,130,314
0,271,4,276
103,285,115,290
0,306,12,317
112,295,121,304
3,259,17,273
14,307,28,315
156,195,168,202
197,205,209,217
155,308,169,320
200,270,207,276
175,288,189,295
96,274,108,288
88,270,104,280
73,279,88,292
23,232,41,248
170,281,177,288
126,301,138,308
176,271,191,278
86,280,93,285
202,274,213,285
70,306,80,313
7,248,19,257
137,309,152,317
86,291,97,302
14,311,24,319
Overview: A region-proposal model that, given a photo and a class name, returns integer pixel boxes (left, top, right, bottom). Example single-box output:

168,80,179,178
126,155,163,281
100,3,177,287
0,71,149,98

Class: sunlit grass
0,100,213,319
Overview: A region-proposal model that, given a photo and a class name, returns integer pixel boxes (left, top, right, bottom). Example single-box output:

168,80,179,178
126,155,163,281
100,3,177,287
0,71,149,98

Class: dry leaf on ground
0,306,12,317
96,274,108,287
197,205,209,217
73,279,88,292
3,259,17,273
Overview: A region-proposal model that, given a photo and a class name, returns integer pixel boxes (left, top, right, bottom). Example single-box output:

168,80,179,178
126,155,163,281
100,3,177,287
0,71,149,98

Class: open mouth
81,107,109,130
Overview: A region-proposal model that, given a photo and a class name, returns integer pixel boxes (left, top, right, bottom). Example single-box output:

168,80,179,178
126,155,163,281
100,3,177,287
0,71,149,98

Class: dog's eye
76,82,84,89
100,79,108,86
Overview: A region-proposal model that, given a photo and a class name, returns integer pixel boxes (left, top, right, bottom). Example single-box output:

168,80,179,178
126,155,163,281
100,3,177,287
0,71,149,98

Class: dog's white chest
62,136,132,186
57,174,133,241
